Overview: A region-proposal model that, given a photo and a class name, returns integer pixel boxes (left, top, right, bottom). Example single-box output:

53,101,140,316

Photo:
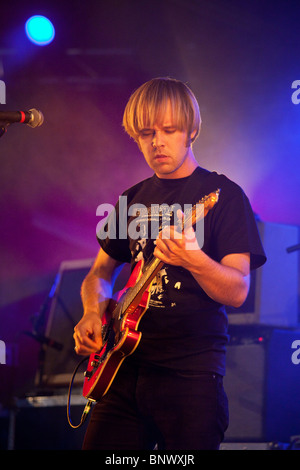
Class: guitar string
117,195,212,317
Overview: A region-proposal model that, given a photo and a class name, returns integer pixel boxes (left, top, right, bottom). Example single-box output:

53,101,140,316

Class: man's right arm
73,249,124,355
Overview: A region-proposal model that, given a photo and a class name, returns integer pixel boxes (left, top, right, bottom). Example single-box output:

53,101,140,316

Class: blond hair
122,77,201,144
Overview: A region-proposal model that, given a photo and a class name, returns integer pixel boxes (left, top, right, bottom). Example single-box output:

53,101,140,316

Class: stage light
25,15,55,46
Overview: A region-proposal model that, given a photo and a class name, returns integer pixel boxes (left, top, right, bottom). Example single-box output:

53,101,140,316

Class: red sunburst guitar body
82,258,159,401
82,189,220,401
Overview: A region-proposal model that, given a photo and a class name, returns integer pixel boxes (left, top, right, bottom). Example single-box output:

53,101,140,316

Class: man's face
137,102,196,179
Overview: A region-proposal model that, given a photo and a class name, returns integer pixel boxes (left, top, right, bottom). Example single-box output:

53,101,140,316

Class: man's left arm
154,225,250,308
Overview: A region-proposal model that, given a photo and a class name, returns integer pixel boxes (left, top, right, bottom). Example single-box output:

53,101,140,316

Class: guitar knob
84,370,93,378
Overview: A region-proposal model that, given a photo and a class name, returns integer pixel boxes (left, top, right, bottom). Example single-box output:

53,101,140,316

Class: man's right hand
73,312,103,356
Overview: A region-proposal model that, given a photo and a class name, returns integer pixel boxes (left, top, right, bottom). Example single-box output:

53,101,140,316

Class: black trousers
82,361,229,450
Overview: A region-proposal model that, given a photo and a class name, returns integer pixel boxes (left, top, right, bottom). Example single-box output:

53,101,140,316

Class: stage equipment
25,15,55,46
35,258,130,390
224,325,300,443
228,221,299,327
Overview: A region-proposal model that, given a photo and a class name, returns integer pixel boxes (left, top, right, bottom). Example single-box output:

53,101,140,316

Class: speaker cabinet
37,259,93,388
37,259,130,389
224,326,300,443
228,221,299,327
224,335,266,441
265,328,300,442
13,399,88,450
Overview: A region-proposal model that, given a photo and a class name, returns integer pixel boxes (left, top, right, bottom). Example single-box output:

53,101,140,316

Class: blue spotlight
25,15,55,46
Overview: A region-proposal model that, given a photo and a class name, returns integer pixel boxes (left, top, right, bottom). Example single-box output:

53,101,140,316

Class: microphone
0,108,44,128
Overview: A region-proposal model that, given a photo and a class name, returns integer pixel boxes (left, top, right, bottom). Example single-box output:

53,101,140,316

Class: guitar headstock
200,189,220,216
186,189,220,227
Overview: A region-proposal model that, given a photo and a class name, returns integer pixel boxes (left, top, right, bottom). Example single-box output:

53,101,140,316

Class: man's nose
152,130,164,149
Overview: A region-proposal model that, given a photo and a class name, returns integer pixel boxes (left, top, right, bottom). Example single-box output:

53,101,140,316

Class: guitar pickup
91,355,101,368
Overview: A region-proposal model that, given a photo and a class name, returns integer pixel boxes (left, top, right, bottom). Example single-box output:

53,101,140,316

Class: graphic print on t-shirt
130,203,184,309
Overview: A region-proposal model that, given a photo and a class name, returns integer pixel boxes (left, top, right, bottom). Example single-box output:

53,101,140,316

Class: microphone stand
287,243,300,253
25,273,62,391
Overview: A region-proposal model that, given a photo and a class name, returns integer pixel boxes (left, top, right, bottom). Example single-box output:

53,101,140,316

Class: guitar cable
67,356,94,429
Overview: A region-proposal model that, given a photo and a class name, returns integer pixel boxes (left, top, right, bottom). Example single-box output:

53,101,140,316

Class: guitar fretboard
120,257,163,316
115,189,220,319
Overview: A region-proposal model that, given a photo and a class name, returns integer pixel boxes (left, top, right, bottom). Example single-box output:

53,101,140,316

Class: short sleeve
210,182,266,270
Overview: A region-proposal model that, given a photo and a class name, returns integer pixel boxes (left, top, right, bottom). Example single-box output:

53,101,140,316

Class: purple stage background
0,0,299,397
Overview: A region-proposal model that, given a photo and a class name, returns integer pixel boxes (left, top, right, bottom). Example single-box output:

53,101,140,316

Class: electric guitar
82,189,220,401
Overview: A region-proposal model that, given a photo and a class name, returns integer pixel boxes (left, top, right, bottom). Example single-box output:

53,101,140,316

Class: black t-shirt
98,167,266,375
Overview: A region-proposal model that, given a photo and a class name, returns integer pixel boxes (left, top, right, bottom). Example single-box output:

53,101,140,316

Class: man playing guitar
73,77,266,450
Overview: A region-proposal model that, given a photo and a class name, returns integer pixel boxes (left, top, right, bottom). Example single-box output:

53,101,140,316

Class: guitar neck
116,189,220,318
121,257,163,315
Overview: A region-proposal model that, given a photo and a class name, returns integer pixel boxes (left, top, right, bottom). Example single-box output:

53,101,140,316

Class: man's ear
187,129,197,147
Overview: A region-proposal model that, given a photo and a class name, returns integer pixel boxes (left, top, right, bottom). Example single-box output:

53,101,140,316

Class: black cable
67,357,93,429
